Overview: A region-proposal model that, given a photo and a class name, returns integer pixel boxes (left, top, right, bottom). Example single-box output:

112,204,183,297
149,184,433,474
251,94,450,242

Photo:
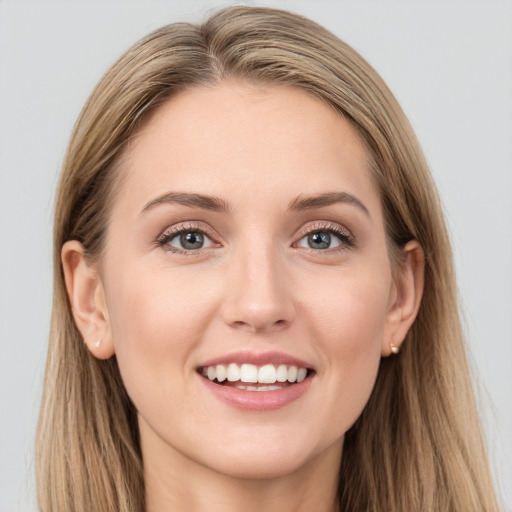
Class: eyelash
155,220,354,255
155,222,219,255
294,221,355,252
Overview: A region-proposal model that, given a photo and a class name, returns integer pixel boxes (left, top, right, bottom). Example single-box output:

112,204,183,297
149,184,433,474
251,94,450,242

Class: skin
63,82,424,512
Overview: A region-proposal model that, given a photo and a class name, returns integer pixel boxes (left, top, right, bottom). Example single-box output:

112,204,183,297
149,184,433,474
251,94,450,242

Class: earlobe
382,240,425,357
61,240,115,359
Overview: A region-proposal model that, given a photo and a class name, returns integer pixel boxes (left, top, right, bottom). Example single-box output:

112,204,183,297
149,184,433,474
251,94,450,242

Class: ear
61,240,115,359
382,240,425,356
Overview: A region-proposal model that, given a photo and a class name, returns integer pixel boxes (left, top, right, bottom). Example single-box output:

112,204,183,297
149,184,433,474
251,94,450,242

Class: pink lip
198,373,313,411
197,351,315,411
199,351,313,369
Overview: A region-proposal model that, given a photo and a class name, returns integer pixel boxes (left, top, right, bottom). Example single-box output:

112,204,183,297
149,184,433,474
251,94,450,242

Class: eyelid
155,221,221,253
154,219,354,254
293,220,355,249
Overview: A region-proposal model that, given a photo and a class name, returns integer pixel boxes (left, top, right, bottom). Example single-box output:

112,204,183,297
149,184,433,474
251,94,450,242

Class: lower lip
199,375,313,411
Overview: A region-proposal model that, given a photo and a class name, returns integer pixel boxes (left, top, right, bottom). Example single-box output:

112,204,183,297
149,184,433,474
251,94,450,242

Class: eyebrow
141,190,369,217
141,192,230,214
288,191,370,217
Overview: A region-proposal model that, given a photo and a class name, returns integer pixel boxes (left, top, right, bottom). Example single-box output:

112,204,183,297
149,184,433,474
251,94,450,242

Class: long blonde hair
36,6,500,511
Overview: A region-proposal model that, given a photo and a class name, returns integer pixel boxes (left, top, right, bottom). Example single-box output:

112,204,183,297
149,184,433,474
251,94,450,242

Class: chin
208,451,312,481
196,432,340,482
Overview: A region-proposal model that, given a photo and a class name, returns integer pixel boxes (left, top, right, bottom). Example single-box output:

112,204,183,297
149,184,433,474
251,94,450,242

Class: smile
199,363,309,390
197,354,315,410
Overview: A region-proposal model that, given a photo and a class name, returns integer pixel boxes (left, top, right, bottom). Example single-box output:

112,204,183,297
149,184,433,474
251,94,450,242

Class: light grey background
1,1,510,510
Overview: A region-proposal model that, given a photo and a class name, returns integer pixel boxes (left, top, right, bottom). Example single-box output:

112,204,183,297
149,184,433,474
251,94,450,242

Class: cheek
302,264,392,427
103,262,220,401
306,263,392,351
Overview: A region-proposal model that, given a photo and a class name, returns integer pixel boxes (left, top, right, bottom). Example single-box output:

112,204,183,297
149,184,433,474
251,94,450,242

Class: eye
296,230,342,250
294,223,354,251
156,225,217,253
173,231,209,250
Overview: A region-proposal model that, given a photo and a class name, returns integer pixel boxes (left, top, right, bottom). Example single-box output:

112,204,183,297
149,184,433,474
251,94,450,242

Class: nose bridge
222,239,294,333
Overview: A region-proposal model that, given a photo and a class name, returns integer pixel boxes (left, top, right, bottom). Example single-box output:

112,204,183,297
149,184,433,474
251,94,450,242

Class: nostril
230,318,288,331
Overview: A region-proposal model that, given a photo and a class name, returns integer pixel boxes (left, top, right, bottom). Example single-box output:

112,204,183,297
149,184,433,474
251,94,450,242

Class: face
97,83,400,479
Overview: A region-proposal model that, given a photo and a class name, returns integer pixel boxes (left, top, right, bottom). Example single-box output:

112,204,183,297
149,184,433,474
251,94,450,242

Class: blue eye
296,230,343,250
158,229,215,252
295,222,354,251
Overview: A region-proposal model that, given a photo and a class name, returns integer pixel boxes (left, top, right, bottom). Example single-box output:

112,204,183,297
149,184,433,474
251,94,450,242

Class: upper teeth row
201,363,308,384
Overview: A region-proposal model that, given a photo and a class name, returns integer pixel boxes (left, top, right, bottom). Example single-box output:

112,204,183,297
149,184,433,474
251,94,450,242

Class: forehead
114,82,379,215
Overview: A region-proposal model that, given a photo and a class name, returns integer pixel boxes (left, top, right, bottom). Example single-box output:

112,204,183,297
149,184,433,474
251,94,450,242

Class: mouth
197,363,314,392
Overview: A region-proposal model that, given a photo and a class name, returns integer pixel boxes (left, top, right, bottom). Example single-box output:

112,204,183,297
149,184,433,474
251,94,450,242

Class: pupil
180,232,204,249
308,231,330,249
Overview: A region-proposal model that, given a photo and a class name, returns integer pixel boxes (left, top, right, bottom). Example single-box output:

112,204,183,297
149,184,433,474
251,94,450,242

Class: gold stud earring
390,343,400,355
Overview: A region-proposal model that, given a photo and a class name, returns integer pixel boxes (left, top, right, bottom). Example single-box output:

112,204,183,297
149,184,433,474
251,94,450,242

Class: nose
220,245,296,334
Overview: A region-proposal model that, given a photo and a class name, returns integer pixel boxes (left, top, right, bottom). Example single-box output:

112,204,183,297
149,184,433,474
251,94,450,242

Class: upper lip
198,351,313,370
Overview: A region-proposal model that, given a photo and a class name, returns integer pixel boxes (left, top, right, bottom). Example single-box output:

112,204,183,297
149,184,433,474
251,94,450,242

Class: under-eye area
198,363,315,391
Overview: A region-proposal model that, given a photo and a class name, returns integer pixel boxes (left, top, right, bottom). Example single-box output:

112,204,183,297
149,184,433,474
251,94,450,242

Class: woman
36,6,500,511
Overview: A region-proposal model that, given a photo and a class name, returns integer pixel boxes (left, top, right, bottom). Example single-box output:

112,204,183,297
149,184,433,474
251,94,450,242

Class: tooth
206,362,308,385
276,364,288,382
240,364,258,383
297,368,307,382
227,363,240,382
216,364,227,382
258,364,277,384
287,365,298,382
